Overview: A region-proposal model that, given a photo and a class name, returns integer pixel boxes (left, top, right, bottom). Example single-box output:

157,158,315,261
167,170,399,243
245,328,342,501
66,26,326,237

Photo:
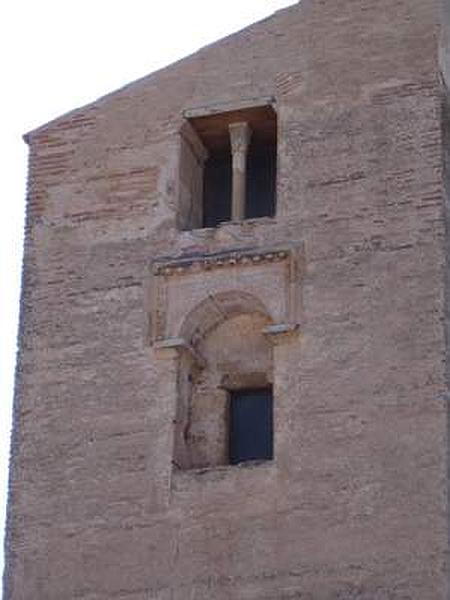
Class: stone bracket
262,323,300,344
153,337,206,368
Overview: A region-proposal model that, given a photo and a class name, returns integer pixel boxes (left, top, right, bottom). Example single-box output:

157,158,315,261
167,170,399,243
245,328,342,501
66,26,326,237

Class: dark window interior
190,105,277,229
246,141,277,219
202,140,276,227
202,153,232,228
229,387,273,465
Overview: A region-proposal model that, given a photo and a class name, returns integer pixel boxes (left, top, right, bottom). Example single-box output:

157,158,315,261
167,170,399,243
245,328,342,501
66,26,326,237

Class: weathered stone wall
4,0,450,598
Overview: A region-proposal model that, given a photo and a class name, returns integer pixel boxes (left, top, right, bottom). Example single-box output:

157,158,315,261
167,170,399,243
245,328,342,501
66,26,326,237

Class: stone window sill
172,458,275,483
180,215,277,235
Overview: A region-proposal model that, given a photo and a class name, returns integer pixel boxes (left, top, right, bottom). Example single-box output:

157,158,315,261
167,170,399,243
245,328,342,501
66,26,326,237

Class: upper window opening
203,150,232,227
178,104,277,230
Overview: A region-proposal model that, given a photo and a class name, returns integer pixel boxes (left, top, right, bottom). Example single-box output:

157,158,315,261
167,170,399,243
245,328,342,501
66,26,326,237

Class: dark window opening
186,104,277,229
229,387,273,465
203,152,232,228
246,141,277,219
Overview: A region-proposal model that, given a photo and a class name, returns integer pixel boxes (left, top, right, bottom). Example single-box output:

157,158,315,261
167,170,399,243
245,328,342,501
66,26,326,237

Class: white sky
0,0,295,590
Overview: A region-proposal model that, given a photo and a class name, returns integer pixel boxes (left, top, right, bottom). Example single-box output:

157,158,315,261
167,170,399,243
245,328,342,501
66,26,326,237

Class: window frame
178,99,278,231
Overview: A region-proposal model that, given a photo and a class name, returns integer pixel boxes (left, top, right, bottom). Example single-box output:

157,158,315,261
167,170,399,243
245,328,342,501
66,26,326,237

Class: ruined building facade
5,0,450,597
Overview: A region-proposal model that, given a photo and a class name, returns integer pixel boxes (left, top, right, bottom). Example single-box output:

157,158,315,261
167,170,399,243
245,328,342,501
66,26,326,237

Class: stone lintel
183,96,276,119
219,371,272,391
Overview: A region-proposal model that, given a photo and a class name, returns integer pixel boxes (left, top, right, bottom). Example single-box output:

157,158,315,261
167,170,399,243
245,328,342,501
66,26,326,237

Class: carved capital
229,122,252,161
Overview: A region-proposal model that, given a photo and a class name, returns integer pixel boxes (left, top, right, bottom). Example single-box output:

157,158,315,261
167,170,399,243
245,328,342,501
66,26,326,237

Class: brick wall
4,1,450,598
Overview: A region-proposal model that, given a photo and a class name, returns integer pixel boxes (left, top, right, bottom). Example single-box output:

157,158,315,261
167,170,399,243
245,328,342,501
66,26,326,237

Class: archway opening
173,296,274,470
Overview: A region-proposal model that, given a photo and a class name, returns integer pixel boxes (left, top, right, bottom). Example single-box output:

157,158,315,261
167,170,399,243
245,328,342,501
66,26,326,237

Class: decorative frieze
148,245,304,345
152,248,290,277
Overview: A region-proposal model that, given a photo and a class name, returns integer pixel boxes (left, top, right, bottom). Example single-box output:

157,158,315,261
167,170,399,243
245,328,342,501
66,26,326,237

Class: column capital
229,121,252,157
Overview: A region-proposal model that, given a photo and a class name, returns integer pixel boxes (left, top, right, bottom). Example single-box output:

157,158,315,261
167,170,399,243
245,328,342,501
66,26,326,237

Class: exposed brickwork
4,1,450,598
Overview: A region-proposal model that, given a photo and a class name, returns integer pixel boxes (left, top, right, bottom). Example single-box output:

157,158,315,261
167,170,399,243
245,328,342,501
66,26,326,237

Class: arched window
149,247,302,477
173,293,274,470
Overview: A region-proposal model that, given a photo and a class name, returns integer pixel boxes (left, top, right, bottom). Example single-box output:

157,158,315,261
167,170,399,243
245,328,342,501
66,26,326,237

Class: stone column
229,122,252,221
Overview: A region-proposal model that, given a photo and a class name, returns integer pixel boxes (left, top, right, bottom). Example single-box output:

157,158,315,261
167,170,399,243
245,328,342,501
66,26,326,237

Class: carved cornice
151,247,291,277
